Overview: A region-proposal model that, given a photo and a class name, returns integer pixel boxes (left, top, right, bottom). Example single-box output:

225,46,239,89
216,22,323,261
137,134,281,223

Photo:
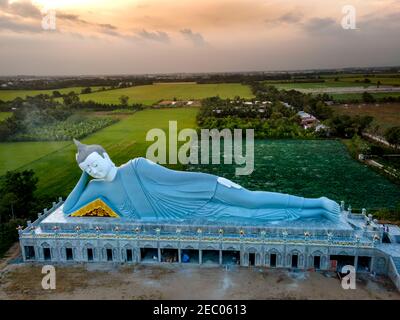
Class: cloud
9,0,41,18
57,13,87,23
57,12,121,37
136,29,170,43
302,17,336,32
99,23,117,30
359,11,400,32
180,28,206,46
0,15,42,33
265,11,303,26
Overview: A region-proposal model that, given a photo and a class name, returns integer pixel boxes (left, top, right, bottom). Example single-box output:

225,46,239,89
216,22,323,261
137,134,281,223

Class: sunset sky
0,0,399,75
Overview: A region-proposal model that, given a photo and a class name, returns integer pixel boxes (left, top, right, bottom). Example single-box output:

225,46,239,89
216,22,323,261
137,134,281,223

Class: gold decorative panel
70,199,119,218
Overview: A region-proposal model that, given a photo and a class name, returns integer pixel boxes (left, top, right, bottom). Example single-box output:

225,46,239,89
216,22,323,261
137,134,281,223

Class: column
370,256,375,273
34,246,39,262
20,244,25,261
199,249,202,264
240,250,246,266
158,248,161,263
219,250,222,265
354,255,359,271
178,248,182,264
137,249,141,263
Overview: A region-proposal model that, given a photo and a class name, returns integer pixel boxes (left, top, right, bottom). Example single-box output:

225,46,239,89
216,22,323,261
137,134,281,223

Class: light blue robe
63,157,338,223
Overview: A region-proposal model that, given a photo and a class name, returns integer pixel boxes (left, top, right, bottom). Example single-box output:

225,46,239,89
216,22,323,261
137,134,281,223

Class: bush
0,219,25,257
373,208,400,222
384,126,400,146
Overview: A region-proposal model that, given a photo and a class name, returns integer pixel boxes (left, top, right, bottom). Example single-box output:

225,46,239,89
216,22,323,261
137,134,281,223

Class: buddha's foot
320,197,341,222
320,197,340,213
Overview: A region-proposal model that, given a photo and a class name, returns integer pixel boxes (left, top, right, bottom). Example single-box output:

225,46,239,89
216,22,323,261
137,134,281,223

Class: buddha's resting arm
214,183,303,209
63,172,99,214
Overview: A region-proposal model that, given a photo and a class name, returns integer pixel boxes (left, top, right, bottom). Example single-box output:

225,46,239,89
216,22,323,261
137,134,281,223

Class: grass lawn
79,83,254,105
264,74,400,90
12,107,198,199
0,112,12,122
0,87,106,102
0,141,69,175
333,103,400,135
320,74,400,86
265,80,369,90
188,140,400,210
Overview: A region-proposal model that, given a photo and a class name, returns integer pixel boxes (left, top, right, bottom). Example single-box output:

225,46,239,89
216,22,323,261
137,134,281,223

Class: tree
362,92,375,103
63,92,80,106
0,193,18,221
385,126,400,146
308,101,333,120
119,95,129,106
326,115,372,138
52,90,62,98
81,87,92,94
377,80,381,88
0,170,38,220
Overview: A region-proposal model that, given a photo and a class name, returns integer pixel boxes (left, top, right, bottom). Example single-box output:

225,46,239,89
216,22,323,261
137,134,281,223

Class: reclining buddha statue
63,139,341,224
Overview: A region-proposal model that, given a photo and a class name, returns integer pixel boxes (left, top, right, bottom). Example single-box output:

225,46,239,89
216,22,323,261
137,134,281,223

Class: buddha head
74,139,117,181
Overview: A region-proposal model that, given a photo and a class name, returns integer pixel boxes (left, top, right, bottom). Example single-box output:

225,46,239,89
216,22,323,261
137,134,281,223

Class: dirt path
0,263,399,300
0,243,20,272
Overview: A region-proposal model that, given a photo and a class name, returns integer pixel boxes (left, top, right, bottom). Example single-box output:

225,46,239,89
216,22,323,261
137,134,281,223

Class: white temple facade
18,198,400,291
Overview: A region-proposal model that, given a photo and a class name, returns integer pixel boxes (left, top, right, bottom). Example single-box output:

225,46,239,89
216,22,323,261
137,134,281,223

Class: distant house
315,124,329,132
281,101,293,109
297,111,318,129
297,111,330,133
154,100,200,108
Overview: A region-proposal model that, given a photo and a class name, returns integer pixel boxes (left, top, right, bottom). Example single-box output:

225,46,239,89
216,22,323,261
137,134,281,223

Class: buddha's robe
63,157,331,223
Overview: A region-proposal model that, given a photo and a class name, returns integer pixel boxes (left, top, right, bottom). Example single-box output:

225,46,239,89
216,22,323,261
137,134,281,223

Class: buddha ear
103,152,115,165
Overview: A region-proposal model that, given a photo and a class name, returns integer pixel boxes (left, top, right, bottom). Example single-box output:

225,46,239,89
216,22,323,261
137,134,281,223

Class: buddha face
78,152,114,180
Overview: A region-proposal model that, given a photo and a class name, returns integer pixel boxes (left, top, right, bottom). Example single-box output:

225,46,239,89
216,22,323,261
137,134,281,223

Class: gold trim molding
70,199,119,218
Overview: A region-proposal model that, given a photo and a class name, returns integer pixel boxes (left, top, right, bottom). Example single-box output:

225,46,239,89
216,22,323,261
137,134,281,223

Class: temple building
18,198,400,291
17,140,400,292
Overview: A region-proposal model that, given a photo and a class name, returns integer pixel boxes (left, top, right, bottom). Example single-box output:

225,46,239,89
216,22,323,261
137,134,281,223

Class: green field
329,92,400,102
333,103,400,134
8,108,198,198
264,74,400,91
321,75,400,86
0,141,69,175
79,83,254,105
0,112,11,122
188,140,400,210
265,80,370,90
2,107,400,210
0,86,106,102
